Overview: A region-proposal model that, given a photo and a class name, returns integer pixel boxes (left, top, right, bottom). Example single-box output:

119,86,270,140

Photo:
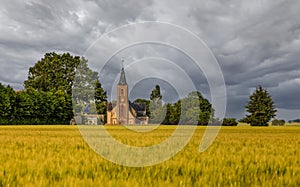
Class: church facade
106,67,149,125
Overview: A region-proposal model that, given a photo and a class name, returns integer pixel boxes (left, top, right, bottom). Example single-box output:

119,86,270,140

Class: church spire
118,58,127,85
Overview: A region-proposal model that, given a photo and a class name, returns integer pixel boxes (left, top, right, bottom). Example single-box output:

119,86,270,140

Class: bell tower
117,62,129,124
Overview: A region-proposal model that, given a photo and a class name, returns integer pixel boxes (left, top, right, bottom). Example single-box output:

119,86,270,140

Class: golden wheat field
0,125,300,187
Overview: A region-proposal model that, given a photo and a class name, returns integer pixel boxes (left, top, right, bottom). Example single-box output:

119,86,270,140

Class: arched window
121,89,124,96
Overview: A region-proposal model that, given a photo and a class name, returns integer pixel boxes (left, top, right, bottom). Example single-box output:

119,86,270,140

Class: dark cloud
0,0,299,120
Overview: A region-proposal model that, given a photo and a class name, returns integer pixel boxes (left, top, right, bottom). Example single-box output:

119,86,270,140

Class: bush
222,118,238,126
272,119,285,126
289,119,300,123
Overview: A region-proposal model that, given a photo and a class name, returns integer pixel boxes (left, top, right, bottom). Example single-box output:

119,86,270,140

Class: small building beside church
107,67,149,125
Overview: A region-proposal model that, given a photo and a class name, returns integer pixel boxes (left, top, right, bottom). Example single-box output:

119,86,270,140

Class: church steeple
117,58,129,124
118,67,127,85
118,59,127,85
106,57,149,125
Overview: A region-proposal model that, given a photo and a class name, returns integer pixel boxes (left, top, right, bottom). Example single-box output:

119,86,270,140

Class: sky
0,0,299,120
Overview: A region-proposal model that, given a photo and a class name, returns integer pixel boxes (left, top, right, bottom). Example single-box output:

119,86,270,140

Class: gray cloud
0,0,299,120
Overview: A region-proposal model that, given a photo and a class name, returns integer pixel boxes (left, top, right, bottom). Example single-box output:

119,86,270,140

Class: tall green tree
24,52,107,123
24,52,81,123
24,52,81,95
180,91,213,125
95,79,107,115
244,85,277,126
149,85,165,124
150,85,162,101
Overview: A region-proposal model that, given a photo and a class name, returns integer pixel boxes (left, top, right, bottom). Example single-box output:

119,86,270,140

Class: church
106,66,149,125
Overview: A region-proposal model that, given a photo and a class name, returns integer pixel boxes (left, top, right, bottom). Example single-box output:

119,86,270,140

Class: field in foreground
0,125,299,187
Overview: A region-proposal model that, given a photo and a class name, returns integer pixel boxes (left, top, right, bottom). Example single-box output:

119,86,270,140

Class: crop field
0,125,300,186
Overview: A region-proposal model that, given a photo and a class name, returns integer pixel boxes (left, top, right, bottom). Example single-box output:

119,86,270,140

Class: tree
149,85,165,124
95,79,107,115
162,101,181,125
24,52,107,124
160,91,213,125
162,103,172,125
72,57,99,104
23,52,82,123
180,92,200,124
72,57,106,117
94,79,107,124
180,91,213,125
150,85,162,101
244,85,277,126
170,101,181,124
24,52,81,95
197,92,213,125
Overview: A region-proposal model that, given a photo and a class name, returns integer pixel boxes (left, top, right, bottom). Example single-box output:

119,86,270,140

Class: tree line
139,84,278,126
137,86,214,125
0,52,280,126
0,84,72,125
0,52,107,125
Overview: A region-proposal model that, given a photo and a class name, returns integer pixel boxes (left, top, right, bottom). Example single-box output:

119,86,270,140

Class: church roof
129,102,147,117
118,67,127,85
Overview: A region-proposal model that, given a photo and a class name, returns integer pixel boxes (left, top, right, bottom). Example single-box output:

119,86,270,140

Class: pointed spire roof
118,60,127,85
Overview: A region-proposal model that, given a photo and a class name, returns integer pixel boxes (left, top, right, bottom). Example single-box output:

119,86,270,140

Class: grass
0,125,299,186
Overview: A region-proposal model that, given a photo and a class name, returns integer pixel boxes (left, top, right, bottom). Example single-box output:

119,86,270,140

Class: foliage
94,88,107,124
238,118,249,123
0,52,107,125
150,85,162,101
0,87,73,125
180,91,213,125
0,126,300,186
0,83,16,119
161,91,213,125
222,118,238,126
169,101,181,125
244,85,277,126
72,57,107,123
24,52,81,95
180,92,200,124
197,92,213,125
272,119,285,126
149,85,165,124
72,57,99,103
95,79,107,115
162,102,181,125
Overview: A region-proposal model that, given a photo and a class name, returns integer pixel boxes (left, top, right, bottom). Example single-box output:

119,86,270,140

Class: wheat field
0,125,299,186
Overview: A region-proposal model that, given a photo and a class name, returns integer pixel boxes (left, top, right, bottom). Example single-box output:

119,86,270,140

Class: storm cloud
0,0,299,120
